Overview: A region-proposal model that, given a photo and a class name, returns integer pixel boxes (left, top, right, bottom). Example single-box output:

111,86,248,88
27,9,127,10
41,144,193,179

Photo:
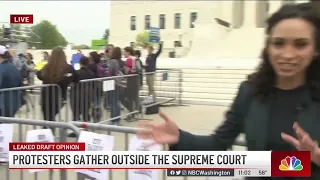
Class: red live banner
271,151,311,177
10,14,33,24
9,142,85,151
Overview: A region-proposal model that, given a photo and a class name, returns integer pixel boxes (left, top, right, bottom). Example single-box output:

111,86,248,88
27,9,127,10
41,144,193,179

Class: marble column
256,1,269,28
243,1,258,27
268,1,282,15
232,0,245,28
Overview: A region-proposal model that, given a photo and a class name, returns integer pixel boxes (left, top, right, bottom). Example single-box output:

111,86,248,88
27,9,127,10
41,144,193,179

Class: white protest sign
128,135,161,180
26,129,55,173
103,80,115,92
0,124,13,162
76,131,114,180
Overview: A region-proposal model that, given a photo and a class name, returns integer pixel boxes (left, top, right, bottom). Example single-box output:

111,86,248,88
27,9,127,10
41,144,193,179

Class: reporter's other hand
282,122,320,166
137,112,180,146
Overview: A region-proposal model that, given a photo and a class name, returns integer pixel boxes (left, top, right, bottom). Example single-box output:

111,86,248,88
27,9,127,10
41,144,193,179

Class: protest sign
149,27,160,43
128,135,161,180
76,131,114,180
26,129,55,172
0,124,13,162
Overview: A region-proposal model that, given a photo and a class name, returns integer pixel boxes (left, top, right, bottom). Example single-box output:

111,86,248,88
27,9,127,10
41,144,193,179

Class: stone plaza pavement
0,97,245,180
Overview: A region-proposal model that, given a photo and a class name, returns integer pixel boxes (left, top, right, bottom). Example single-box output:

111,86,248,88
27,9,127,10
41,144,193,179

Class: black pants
41,95,64,121
41,88,64,134
70,102,91,122
125,76,140,112
70,87,92,122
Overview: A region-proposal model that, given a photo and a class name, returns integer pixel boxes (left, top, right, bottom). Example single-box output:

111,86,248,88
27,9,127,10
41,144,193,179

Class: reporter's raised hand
137,112,180,146
281,122,320,166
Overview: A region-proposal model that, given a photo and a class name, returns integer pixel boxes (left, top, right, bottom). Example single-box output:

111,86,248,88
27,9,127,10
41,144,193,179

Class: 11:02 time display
237,170,251,176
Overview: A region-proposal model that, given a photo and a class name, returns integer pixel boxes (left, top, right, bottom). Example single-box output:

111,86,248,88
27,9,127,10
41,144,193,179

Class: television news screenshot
0,0,319,180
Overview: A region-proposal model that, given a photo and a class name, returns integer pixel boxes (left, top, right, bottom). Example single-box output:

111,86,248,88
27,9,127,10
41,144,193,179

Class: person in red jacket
123,47,140,121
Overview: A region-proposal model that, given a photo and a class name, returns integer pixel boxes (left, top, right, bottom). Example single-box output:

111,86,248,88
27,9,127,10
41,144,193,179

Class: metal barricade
0,116,80,180
0,84,63,123
141,69,182,106
71,121,167,180
72,121,247,180
140,69,182,119
66,74,141,125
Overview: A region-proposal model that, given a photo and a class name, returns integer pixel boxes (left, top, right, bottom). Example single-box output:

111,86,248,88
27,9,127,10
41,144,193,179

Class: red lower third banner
9,142,85,151
271,151,311,177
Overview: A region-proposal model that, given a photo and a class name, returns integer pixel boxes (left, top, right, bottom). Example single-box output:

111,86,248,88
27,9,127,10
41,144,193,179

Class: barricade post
0,116,81,180
67,74,141,125
155,68,183,106
0,84,64,133
140,69,182,119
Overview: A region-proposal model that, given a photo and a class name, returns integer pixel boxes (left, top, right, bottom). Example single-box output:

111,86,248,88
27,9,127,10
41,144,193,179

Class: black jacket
145,43,162,72
75,67,95,81
37,64,79,100
70,67,96,107
88,63,98,77
37,64,79,121
170,81,320,180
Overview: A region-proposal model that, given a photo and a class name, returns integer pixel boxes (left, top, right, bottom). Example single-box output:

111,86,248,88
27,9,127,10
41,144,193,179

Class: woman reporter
138,3,320,179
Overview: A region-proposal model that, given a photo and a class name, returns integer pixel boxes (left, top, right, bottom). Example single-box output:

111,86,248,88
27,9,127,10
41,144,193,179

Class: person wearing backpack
20,53,36,110
134,50,144,88
123,47,140,121
19,54,28,82
88,51,108,122
107,47,125,125
88,51,109,78
24,53,36,85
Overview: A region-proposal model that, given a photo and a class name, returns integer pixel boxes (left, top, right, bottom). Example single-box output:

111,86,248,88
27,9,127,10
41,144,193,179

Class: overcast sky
0,1,110,45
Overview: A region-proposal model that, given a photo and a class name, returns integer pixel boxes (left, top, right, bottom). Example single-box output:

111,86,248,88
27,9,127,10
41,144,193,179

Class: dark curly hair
248,3,320,101
89,51,101,64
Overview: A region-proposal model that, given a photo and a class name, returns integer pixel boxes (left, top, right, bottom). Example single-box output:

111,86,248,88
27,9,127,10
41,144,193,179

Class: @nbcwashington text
167,169,234,177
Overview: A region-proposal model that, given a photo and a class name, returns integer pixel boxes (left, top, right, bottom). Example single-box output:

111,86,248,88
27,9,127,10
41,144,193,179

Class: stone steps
142,67,254,106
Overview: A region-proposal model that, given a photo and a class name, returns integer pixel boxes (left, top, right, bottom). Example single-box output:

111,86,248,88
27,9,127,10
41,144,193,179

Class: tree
72,44,90,50
135,31,152,48
29,20,68,49
102,29,109,41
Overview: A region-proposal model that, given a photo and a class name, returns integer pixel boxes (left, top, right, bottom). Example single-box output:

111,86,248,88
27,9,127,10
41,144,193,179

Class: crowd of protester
0,41,162,127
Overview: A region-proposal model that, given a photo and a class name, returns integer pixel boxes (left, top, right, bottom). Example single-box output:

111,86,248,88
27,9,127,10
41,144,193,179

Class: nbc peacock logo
279,156,303,171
